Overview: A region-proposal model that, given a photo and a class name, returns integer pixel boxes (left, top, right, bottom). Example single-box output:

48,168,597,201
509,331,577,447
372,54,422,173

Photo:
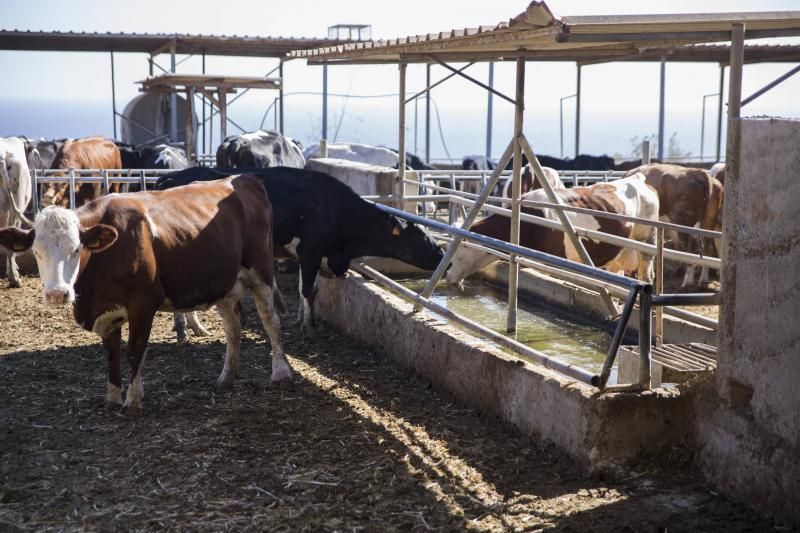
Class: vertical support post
148,56,153,76
507,57,525,333
322,62,328,141
320,138,328,158
414,94,419,156
185,88,195,163
170,42,177,143
110,51,117,140
201,53,206,155
655,227,665,345
425,63,431,164
726,23,745,202
486,61,494,161
642,139,651,164
398,62,407,210
279,59,285,134
716,65,726,162
658,56,666,161
574,65,582,158
701,95,707,160
219,90,227,141
638,285,653,389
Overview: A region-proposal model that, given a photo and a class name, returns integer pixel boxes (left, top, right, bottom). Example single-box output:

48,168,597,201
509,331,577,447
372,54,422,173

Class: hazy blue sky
1,0,798,159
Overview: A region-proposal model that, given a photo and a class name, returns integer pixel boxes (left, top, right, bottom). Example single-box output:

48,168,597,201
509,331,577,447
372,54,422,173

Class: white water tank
120,91,197,147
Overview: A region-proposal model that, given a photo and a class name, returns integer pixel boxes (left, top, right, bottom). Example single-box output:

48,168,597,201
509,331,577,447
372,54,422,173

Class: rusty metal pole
507,57,525,333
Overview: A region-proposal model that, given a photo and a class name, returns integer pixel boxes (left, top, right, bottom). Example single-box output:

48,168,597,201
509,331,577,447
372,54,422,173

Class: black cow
157,167,444,331
23,138,66,170
216,131,305,169
503,154,615,171
462,155,495,171
382,148,436,171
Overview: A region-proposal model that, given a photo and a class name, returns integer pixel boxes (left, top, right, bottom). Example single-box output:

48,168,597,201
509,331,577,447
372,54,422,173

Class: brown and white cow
45,136,122,208
501,164,564,207
624,163,723,287
0,175,290,415
446,173,659,285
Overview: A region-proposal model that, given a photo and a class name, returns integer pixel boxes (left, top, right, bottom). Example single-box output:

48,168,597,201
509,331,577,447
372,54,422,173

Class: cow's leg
122,314,155,416
296,258,321,333
250,278,292,383
102,328,123,410
186,311,210,336
5,253,21,288
172,312,187,342
215,298,242,389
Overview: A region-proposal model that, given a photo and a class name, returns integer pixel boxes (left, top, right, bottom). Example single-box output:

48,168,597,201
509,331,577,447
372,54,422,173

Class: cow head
0,206,118,305
386,216,444,271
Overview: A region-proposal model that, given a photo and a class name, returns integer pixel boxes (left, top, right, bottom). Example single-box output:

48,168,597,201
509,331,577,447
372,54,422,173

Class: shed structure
288,0,800,347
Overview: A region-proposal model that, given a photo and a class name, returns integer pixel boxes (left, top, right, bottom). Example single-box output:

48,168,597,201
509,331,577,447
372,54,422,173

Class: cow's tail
0,153,35,228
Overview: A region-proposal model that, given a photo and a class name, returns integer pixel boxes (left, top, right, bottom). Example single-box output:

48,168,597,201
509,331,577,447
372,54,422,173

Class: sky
1,0,798,161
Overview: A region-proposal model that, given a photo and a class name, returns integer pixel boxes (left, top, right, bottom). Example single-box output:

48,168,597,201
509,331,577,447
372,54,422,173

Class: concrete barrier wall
697,118,800,526
315,272,694,471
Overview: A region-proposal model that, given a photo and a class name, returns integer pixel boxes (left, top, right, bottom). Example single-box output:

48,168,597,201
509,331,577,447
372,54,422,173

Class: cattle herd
0,128,725,414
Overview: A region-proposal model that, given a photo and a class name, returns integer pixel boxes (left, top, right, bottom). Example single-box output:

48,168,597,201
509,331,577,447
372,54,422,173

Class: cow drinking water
0,175,290,415
446,173,659,285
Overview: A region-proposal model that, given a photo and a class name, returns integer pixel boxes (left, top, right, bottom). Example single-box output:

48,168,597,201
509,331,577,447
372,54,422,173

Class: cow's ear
0,227,35,253
80,224,118,253
390,217,405,237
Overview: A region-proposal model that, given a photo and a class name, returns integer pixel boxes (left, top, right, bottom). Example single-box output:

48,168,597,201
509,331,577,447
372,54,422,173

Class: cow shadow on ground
0,272,760,531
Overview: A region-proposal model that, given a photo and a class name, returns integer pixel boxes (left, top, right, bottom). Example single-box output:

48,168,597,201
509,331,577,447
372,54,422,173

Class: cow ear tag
392,225,401,237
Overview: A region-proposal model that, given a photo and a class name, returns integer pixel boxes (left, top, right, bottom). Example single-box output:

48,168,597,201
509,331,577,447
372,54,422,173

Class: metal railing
26,165,720,390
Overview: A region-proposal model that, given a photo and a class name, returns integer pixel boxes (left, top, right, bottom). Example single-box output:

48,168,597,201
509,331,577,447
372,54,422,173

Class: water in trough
396,277,615,379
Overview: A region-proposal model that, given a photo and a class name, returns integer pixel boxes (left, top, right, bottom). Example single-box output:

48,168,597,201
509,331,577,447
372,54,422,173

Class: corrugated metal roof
138,74,281,92
0,30,347,57
288,1,800,64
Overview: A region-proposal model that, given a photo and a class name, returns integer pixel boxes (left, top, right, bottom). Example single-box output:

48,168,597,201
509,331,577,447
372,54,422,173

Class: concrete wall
696,118,800,526
315,272,695,471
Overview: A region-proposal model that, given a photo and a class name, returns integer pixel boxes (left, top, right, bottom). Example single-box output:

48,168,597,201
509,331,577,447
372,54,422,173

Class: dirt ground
0,272,774,532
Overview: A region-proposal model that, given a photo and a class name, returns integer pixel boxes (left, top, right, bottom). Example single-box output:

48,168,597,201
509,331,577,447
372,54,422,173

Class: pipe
322,62,328,140
398,62,407,210
575,65,581,158
353,263,600,387
658,56,666,161
373,201,643,289
279,59,285,134
638,285,653,388
110,51,117,140
652,293,720,306
486,62,494,161
599,286,640,389
716,65,725,162
425,63,431,164
508,57,525,332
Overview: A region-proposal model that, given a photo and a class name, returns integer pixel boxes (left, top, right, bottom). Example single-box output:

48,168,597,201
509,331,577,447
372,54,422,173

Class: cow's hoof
105,400,123,412
190,327,210,337
8,280,21,289
122,404,142,417
318,266,335,279
270,367,293,384
215,372,236,390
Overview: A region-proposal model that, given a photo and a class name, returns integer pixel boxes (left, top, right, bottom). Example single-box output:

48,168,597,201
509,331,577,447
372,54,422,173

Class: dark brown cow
623,163,723,286
46,136,122,208
0,175,290,415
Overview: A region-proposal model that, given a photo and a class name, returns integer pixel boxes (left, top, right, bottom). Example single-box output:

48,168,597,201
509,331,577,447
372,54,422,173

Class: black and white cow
217,131,305,169
157,167,444,332
23,138,67,170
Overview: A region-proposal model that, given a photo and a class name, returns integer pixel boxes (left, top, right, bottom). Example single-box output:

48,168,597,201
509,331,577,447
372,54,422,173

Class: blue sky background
1,0,797,161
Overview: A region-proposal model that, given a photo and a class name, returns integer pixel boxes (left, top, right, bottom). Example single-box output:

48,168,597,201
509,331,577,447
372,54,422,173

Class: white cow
447,173,659,286
304,142,399,168
0,137,33,287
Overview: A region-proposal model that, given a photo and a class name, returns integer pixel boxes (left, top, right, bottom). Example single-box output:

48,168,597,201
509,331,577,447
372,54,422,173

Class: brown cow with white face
623,163,723,287
45,136,122,208
0,175,290,415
